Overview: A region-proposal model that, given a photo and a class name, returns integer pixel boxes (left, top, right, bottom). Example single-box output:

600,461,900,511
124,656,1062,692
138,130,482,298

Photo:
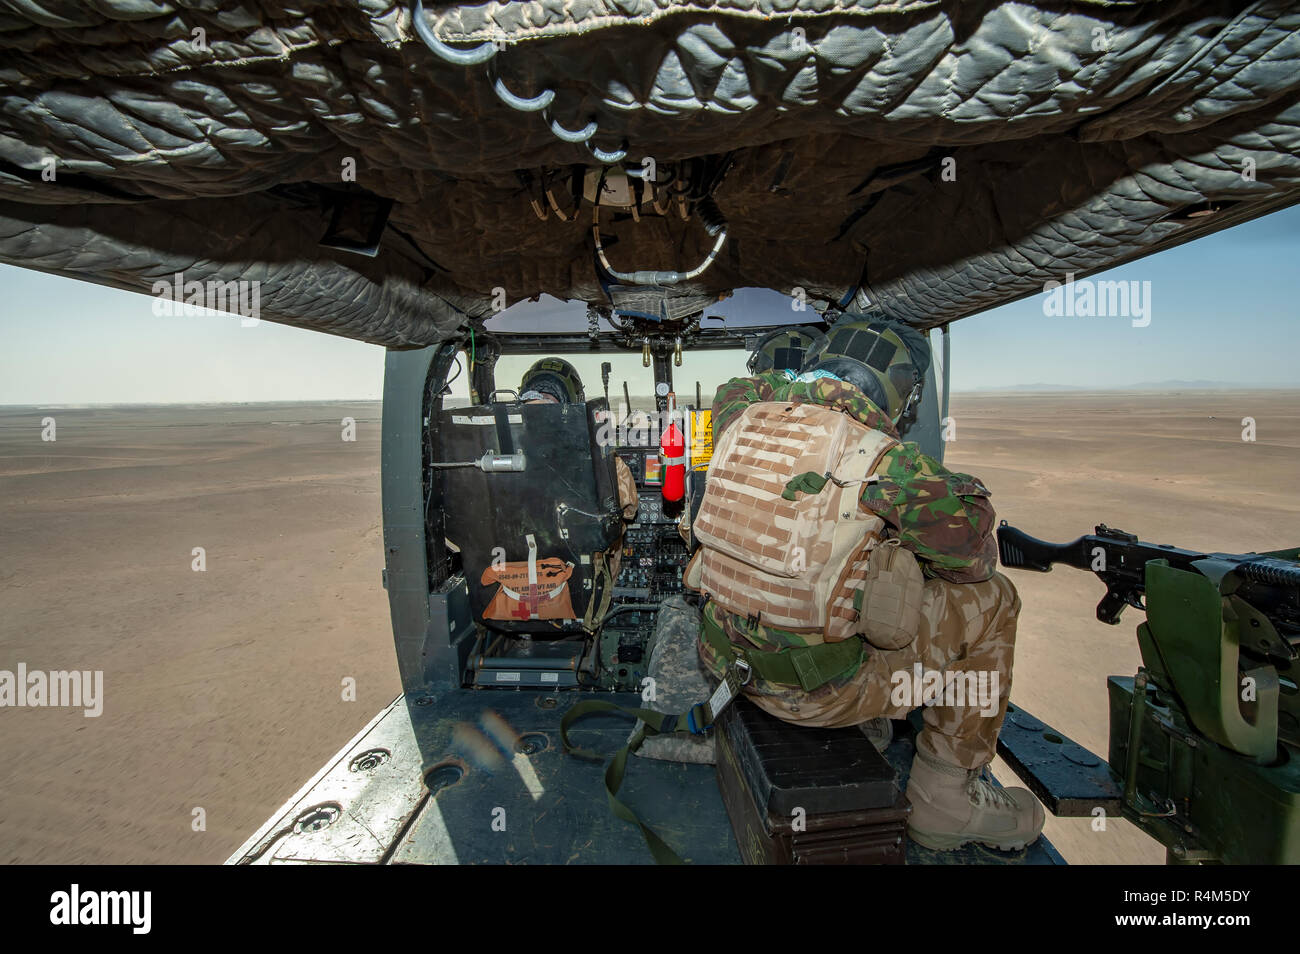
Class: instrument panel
598,450,692,689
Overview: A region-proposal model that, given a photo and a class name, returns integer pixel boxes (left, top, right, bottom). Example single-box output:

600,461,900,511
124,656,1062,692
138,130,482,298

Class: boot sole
908,827,1034,853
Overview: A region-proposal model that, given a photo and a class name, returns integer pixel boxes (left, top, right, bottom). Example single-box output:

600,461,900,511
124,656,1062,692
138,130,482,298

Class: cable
601,603,661,626
443,354,462,388
604,312,635,334
591,203,728,286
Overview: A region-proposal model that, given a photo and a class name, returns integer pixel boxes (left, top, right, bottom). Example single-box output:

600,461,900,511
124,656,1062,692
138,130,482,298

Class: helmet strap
891,383,921,427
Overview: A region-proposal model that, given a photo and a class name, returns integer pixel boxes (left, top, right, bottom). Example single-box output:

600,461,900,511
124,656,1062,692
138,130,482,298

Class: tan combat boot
905,745,1045,852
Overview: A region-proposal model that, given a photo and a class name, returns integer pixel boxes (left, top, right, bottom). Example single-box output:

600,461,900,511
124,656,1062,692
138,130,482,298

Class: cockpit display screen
643,454,662,486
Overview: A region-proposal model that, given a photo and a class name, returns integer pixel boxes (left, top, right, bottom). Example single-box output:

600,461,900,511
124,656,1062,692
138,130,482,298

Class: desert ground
1,391,1296,865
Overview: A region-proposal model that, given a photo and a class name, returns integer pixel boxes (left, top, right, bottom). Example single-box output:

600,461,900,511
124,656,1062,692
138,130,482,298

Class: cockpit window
481,288,829,335
494,352,658,411
443,347,752,411
673,348,750,408
448,288,818,410
484,295,587,332
702,287,826,328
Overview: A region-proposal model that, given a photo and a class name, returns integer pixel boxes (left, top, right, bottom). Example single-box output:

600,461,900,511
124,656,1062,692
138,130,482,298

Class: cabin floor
228,691,1065,865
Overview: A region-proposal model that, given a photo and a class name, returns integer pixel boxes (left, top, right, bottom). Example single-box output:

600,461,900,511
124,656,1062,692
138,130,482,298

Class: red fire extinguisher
660,395,686,503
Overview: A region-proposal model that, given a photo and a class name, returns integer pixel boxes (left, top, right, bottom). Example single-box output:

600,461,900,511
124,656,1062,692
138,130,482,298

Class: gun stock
996,522,1092,573
997,522,1148,624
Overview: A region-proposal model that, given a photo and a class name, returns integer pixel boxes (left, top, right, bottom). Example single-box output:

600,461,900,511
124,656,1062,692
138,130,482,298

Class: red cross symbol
512,584,541,619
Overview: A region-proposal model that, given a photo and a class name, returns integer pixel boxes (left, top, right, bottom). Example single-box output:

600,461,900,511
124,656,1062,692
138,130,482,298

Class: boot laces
965,767,1017,811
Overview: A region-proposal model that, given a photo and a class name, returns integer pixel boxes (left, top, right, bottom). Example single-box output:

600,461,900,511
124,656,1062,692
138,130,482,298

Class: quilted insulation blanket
1,1,1298,344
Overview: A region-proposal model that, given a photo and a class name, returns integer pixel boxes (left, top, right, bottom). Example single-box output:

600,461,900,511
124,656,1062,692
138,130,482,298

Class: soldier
746,326,828,374
518,356,587,406
693,318,1044,852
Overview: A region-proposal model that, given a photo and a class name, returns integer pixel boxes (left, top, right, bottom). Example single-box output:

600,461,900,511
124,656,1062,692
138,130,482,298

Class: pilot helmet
801,317,929,423
747,326,828,374
519,357,585,404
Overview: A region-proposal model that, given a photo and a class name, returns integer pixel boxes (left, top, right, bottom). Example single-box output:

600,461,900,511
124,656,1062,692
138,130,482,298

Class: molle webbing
693,401,896,640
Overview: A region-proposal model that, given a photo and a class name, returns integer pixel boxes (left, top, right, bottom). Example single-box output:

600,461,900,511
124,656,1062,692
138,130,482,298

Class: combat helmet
519,357,585,404
746,326,828,374
801,317,929,423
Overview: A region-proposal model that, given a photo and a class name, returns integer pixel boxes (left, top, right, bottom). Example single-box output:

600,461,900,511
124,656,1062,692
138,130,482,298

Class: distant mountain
965,380,1295,392
1123,380,1265,390
969,383,1085,392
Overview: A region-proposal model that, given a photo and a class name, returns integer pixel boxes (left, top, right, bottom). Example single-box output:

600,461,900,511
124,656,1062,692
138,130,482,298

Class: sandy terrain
1,391,1296,865
0,404,398,864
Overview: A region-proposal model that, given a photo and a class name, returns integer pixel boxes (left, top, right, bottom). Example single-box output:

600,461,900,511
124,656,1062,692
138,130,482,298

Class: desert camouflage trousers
699,572,1021,770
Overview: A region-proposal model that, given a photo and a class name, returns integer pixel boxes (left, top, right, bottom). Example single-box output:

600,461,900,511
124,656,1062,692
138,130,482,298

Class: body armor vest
693,401,897,642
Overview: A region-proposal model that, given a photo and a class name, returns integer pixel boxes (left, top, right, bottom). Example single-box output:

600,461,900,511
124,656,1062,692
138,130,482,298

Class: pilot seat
437,395,623,645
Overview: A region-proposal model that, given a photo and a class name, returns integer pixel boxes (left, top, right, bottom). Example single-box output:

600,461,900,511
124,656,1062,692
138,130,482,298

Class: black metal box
715,699,909,864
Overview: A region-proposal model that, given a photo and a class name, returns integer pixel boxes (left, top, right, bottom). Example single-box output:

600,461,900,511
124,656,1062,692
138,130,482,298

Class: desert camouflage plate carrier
693,400,897,642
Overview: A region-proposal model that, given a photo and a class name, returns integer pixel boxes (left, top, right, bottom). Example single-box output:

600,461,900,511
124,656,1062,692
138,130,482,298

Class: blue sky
949,204,1300,390
1,204,1297,404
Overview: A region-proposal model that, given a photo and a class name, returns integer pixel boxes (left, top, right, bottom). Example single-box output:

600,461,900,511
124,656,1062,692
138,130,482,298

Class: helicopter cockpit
414,291,951,696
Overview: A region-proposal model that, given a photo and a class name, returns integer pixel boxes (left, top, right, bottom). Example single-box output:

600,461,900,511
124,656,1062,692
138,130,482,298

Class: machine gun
997,521,1300,863
997,522,1300,629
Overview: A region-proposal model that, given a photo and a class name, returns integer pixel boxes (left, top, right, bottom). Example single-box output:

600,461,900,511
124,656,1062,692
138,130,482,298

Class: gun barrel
1237,558,1300,589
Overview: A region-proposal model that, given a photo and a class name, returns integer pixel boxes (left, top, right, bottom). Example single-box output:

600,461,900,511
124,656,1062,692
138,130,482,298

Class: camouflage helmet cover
520,357,585,404
801,316,929,420
747,326,829,374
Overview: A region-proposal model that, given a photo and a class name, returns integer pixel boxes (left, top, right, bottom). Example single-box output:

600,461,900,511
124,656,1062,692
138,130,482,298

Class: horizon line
4,385,1300,409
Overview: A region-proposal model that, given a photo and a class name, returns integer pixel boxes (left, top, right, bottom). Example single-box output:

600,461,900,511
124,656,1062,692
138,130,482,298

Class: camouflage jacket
711,372,998,585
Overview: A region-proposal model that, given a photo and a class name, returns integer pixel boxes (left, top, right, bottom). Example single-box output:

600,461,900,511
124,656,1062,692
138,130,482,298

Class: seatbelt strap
561,614,863,862
524,533,539,619
493,404,515,455
559,665,746,865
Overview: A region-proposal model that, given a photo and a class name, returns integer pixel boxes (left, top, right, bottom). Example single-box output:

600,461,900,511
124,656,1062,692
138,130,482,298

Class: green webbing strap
582,550,614,633
560,699,703,864
561,619,866,863
699,612,864,692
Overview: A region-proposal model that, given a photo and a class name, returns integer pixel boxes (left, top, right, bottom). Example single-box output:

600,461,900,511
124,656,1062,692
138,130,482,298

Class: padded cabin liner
0,2,1298,345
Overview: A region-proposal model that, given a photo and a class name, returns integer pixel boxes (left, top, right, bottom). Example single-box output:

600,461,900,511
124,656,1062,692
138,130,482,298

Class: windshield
482,287,821,335
444,346,752,412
